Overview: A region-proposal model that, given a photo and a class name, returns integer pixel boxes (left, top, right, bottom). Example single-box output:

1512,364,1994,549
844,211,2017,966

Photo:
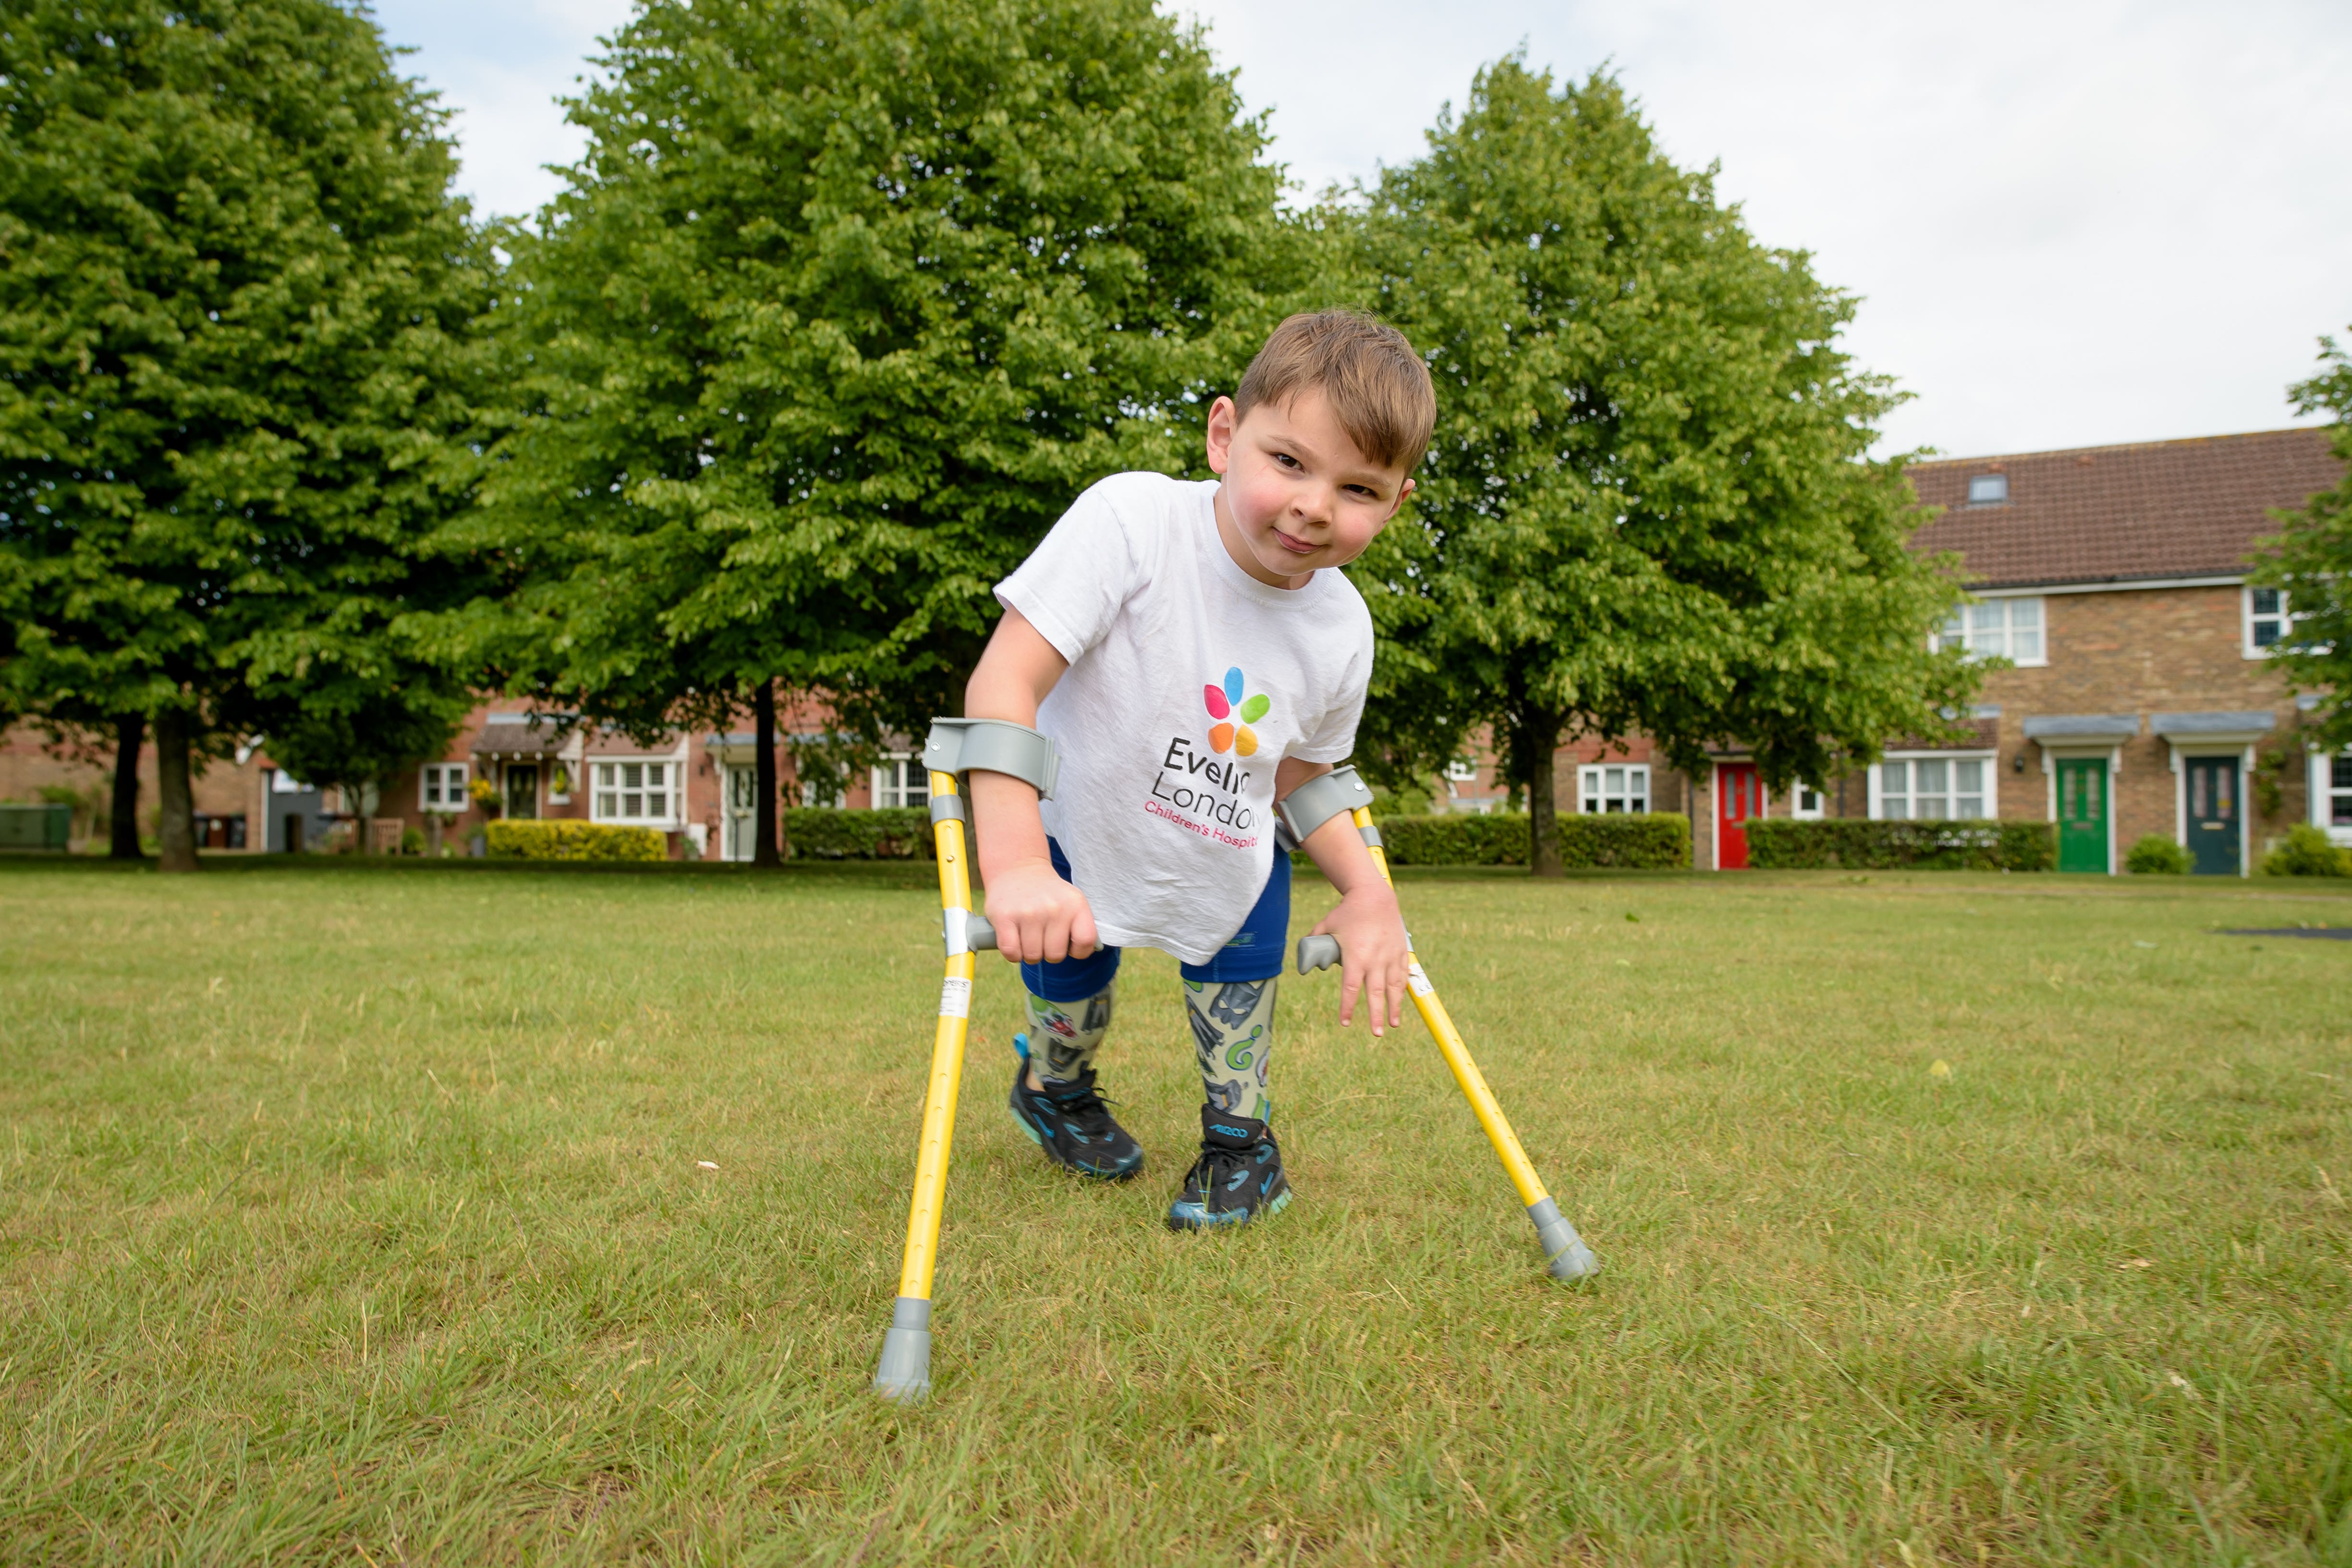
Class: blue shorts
1020,837,1291,1003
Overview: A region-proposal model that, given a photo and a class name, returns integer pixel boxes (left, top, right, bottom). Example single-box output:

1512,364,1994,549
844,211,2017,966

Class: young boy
963,309,1435,1230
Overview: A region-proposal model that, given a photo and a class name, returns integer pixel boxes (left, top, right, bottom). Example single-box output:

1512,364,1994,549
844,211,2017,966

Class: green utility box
0,802,72,851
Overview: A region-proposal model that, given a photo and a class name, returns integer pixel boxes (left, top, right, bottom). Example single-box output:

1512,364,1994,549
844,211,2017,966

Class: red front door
1717,763,1762,869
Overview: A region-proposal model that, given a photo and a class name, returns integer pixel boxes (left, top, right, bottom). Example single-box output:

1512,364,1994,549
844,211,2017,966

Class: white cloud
376,0,635,219
374,0,2352,457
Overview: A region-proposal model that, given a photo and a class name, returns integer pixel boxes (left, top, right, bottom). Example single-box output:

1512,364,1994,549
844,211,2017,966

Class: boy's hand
982,857,1099,966
1310,881,1409,1037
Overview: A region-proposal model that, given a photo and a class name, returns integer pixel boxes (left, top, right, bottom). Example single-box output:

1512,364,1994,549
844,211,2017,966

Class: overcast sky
371,0,2352,461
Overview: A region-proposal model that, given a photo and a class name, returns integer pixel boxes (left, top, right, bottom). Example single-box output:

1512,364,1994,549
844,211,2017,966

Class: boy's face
1205,389,1416,589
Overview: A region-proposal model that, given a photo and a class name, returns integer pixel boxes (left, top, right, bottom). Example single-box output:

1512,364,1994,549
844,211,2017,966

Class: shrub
2124,834,2191,875
2260,823,2351,877
1557,812,1690,869
399,827,427,857
1370,812,1691,869
486,820,666,861
1744,818,2054,872
1376,812,1531,866
783,807,934,860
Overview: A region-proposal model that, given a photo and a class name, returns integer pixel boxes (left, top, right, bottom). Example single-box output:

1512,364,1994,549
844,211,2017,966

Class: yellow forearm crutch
1290,770,1599,1281
871,765,978,1403
873,720,1057,1403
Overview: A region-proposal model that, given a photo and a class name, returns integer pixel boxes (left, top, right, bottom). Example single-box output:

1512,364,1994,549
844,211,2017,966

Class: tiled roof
1907,428,2342,590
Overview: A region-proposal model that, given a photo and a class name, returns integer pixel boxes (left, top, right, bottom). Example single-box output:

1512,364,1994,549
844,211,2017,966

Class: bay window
592,760,677,825
1877,756,1990,821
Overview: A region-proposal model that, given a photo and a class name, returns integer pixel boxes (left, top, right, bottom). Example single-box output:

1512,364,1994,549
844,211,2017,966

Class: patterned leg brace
1183,977,1277,1120
1024,984,1115,1085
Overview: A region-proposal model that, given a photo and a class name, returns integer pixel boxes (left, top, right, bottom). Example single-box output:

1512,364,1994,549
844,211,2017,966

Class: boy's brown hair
1233,309,1436,475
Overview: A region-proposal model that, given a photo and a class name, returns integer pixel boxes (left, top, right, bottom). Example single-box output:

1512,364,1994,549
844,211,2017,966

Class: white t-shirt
995,472,1374,964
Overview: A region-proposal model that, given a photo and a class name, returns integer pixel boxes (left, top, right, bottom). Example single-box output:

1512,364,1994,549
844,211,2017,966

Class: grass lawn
2,856,2349,1565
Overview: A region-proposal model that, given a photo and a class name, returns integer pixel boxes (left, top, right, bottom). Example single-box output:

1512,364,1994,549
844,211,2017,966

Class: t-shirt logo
1202,666,1270,757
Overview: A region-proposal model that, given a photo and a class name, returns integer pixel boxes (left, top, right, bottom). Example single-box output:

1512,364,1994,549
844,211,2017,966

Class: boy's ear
1203,395,1239,476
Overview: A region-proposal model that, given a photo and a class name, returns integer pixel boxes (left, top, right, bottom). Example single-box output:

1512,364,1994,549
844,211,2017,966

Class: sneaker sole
1165,1187,1291,1232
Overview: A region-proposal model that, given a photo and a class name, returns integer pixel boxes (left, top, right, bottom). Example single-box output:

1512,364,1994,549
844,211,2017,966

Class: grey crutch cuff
1275,765,1374,846
923,718,1061,799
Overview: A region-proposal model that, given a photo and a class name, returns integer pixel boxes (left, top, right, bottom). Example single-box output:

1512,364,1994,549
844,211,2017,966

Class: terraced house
12,429,2340,870
1686,427,2347,873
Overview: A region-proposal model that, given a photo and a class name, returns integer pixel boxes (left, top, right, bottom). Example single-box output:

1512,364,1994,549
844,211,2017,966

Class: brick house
330,700,943,861
1676,428,2345,872
0,703,938,859
16,430,2340,868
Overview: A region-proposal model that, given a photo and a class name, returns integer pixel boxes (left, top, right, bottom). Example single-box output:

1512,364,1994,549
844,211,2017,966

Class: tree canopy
0,0,496,866
454,0,1308,853
2255,331,2352,754
1347,62,1973,871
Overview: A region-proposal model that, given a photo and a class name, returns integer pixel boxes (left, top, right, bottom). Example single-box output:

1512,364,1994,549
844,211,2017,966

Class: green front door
2056,757,2108,873
504,763,540,820
2184,755,2241,875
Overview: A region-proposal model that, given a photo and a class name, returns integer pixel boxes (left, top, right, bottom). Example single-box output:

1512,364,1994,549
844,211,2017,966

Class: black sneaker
1007,1035,1144,1180
1165,1106,1290,1231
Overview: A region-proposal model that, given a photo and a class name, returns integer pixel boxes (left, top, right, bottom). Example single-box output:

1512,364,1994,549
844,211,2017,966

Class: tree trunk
154,709,198,873
1521,708,1567,878
109,714,145,859
753,680,782,867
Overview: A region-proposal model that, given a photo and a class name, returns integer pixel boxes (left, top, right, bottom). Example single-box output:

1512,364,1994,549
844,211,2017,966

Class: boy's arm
1277,758,1409,1037
964,608,1098,966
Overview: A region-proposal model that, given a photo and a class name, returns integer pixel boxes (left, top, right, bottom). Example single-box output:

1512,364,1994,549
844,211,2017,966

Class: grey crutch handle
945,910,1000,954
1296,934,1341,974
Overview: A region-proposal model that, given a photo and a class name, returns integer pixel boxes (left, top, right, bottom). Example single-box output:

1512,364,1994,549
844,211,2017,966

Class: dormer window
1967,473,2008,506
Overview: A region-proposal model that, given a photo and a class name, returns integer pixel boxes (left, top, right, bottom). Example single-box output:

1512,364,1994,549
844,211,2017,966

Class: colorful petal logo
1203,666,1270,756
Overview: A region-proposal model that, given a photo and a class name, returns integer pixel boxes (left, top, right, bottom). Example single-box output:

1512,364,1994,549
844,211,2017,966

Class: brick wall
1970,585,2304,854
1,722,265,851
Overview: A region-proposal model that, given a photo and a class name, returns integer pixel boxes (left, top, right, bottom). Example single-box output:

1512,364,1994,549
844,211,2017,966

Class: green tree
1350,62,1973,874
0,0,497,870
2255,331,2352,753
459,0,1301,862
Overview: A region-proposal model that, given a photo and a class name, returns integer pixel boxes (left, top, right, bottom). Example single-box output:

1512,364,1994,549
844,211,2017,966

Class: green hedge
1744,817,2054,871
1557,812,1690,869
486,820,667,861
2261,823,2351,877
774,806,1695,867
784,807,934,860
1376,812,1532,866
1373,811,1691,869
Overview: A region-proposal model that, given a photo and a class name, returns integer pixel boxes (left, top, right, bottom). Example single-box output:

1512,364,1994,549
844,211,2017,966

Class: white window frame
1444,757,1479,784
1967,472,2009,506
1932,597,2046,667
1869,752,1996,822
872,754,929,809
2243,586,2292,658
547,758,574,805
2311,747,2352,847
418,762,469,813
590,758,682,827
1791,781,1827,820
1577,763,1650,814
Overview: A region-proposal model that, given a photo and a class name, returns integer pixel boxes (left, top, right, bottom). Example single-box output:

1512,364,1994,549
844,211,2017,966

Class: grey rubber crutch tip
1528,1198,1600,1282
872,1297,933,1404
